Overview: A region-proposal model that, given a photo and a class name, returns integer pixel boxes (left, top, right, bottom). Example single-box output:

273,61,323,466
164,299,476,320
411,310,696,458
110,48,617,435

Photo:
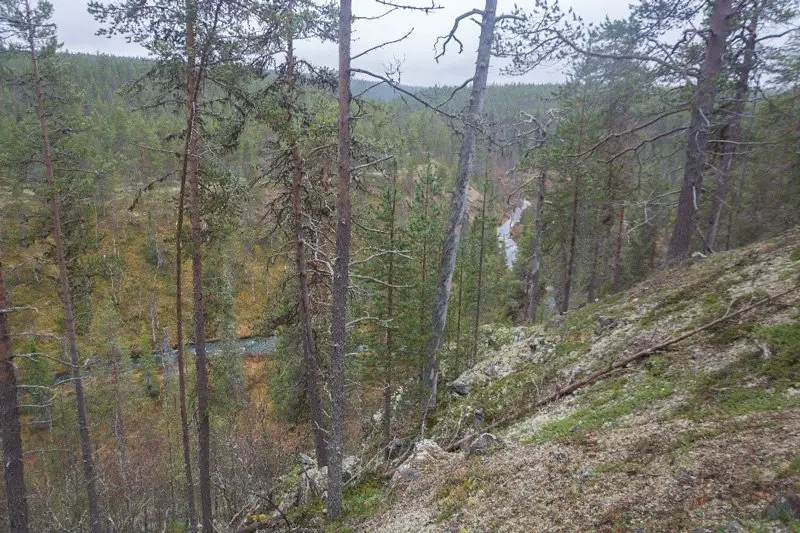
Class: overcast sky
52,0,631,86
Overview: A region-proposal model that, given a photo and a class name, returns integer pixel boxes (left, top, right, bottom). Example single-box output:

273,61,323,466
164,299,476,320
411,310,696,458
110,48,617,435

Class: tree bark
185,3,213,529
455,246,464,365
328,0,353,519
28,26,101,533
288,33,328,468
707,8,758,252
0,263,30,533
612,201,625,293
473,175,489,362
561,85,588,314
666,0,733,262
586,225,601,303
426,0,497,406
175,1,199,526
383,166,397,454
525,169,546,324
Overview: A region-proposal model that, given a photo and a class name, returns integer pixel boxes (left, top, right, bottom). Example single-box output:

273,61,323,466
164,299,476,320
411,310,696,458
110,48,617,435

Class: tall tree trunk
383,166,397,454
328,0,353,519
561,85,588,314
426,0,497,406
473,176,489,363
455,246,464,364
288,33,328,468
707,8,758,252
561,175,581,313
418,172,430,381
29,30,101,533
666,0,733,262
175,4,198,524
586,225,601,303
0,264,30,533
111,362,130,527
525,169,546,323
611,201,625,293
185,3,213,529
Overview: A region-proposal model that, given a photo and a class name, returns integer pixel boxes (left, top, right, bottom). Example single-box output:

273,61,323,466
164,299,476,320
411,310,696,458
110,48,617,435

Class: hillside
288,229,800,532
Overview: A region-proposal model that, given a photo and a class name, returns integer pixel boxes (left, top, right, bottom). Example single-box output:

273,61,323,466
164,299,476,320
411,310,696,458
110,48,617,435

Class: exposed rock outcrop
449,333,556,397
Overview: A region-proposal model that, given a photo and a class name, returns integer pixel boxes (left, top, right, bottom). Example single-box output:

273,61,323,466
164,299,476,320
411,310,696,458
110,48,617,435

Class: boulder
763,491,800,522
296,455,360,503
466,433,503,457
390,439,449,487
409,439,448,463
390,465,420,487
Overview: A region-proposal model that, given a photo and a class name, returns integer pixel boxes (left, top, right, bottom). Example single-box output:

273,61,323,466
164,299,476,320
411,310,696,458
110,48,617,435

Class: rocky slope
352,230,800,532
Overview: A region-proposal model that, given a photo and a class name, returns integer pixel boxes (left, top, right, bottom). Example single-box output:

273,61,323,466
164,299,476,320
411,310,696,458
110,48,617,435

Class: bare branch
350,68,457,120
373,0,442,13
435,9,483,62
352,155,394,173
353,29,414,61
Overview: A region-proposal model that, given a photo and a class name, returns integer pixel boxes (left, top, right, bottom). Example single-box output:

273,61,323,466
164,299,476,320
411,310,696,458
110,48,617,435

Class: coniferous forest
1,0,800,531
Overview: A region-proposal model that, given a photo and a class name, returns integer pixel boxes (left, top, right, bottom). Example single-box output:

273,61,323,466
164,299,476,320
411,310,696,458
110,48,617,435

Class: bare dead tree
425,0,498,409
327,0,353,518
382,163,398,454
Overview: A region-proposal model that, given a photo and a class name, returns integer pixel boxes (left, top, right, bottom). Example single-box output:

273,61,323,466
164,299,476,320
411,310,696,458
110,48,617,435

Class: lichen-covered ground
314,230,800,532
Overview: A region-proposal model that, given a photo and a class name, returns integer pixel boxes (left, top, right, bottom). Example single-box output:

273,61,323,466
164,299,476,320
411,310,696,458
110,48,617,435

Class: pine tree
0,2,102,529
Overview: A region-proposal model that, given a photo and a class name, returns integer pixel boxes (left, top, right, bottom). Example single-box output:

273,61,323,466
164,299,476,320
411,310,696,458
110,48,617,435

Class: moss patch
681,323,800,421
324,477,387,532
523,375,675,445
435,474,483,522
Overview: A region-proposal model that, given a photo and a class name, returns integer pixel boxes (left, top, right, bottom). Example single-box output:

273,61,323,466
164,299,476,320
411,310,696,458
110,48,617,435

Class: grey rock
467,433,502,457
473,408,485,429
763,492,800,522
724,521,743,533
595,313,624,332
449,376,471,397
390,465,420,486
296,455,360,503
448,332,556,397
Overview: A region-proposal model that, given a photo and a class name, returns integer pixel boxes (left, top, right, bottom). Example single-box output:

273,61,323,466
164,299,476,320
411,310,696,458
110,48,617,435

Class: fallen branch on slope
446,283,800,452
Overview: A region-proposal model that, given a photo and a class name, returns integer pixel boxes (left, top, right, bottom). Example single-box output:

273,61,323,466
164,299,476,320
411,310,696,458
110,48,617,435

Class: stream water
496,198,531,269
155,335,278,364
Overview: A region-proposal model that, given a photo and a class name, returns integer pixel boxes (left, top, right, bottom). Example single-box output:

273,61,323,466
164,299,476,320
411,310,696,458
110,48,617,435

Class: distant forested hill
11,52,557,120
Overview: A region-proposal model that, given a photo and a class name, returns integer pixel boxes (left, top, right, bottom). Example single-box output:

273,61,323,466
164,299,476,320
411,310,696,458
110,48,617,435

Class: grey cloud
52,0,629,85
